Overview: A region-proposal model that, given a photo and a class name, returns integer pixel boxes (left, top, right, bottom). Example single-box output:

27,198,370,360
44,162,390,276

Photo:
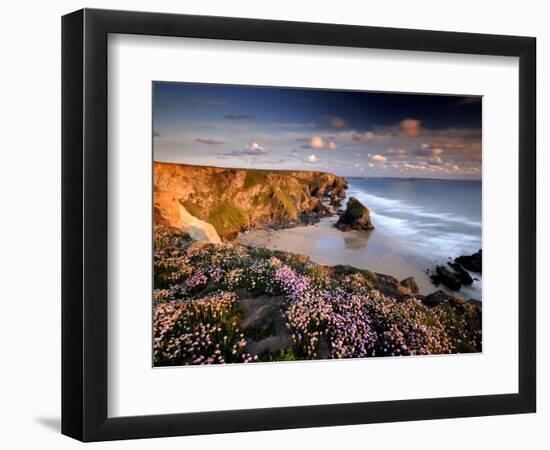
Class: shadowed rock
455,249,482,273
448,262,474,285
400,277,419,294
422,290,450,307
433,265,462,290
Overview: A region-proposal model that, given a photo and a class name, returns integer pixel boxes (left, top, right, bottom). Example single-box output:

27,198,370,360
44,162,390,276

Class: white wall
0,0,546,448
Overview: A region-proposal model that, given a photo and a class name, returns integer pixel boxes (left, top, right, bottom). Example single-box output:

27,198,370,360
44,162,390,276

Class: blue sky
153,82,482,179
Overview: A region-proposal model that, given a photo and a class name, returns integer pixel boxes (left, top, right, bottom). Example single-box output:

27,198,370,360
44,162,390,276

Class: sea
346,178,481,262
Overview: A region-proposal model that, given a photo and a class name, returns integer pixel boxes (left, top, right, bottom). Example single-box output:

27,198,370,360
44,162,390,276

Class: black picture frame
62,8,536,442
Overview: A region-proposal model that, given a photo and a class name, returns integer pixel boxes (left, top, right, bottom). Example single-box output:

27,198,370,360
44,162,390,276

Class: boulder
455,249,482,273
433,265,462,290
335,197,374,231
400,277,419,294
422,290,449,307
448,262,474,285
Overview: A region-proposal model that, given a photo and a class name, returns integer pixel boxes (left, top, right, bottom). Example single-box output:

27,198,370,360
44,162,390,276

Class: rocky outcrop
448,262,474,285
334,197,374,231
154,162,348,240
400,277,419,294
432,265,462,290
429,249,480,291
455,249,482,273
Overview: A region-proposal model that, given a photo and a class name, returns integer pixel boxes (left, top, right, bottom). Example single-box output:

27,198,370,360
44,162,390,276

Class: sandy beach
237,217,482,299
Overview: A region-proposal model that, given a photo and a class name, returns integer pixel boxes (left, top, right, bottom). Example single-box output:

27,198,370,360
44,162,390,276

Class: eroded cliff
154,162,348,241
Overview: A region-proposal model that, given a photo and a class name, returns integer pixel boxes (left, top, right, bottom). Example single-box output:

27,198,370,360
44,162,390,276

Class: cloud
305,154,319,163
194,138,225,145
414,144,443,157
386,148,407,156
325,116,347,128
218,142,269,158
224,114,254,120
306,135,337,150
370,154,387,163
351,131,376,143
400,119,422,137
310,136,325,149
242,142,268,154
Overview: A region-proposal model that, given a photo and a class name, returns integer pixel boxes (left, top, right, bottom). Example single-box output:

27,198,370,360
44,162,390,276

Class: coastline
237,216,482,299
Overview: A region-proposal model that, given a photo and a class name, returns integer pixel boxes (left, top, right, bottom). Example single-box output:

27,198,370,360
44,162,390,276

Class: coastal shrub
434,299,482,352
153,229,482,365
153,290,257,365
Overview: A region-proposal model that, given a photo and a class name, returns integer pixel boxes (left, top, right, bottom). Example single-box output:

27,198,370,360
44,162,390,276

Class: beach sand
237,217,482,299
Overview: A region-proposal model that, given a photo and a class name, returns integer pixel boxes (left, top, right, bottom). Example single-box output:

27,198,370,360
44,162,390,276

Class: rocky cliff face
154,162,348,241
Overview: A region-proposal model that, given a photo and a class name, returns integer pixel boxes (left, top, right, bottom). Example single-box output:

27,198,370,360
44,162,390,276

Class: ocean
346,178,482,261
237,177,482,300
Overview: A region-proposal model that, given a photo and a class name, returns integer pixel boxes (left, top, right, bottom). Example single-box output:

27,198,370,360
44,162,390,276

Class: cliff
154,162,348,241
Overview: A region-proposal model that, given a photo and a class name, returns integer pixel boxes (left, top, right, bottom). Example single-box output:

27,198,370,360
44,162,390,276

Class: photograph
152,82,483,366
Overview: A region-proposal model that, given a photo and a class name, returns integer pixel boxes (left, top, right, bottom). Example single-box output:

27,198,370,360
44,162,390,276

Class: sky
153,82,482,179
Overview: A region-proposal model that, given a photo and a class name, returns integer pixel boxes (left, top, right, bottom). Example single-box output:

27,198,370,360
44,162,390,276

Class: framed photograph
62,8,536,441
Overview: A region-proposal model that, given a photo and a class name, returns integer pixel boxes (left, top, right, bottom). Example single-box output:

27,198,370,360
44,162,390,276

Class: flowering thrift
153,228,481,366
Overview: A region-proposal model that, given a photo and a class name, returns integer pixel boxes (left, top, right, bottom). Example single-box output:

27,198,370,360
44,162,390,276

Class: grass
259,348,297,362
271,189,298,217
333,264,378,285
180,199,202,218
244,170,269,189
207,202,248,237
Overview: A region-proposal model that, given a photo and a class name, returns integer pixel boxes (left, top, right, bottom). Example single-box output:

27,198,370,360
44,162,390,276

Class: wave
347,189,482,229
346,187,481,260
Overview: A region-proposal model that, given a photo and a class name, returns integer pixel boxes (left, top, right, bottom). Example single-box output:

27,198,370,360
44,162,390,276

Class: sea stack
335,197,375,231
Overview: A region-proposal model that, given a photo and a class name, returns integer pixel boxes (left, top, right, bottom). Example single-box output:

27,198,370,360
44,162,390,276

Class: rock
434,265,462,290
422,290,449,307
400,277,419,294
335,197,375,231
467,298,482,308
154,162,348,240
178,204,222,243
455,249,482,273
448,262,474,285
238,295,293,356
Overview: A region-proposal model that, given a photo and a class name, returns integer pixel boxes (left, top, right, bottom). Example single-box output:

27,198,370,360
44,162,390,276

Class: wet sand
237,217,482,298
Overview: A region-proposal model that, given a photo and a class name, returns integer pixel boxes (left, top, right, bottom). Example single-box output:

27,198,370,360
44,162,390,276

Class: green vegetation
333,264,378,287
153,228,482,366
244,170,269,189
271,188,298,217
207,203,248,237
259,348,297,362
180,199,201,218
347,196,367,218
